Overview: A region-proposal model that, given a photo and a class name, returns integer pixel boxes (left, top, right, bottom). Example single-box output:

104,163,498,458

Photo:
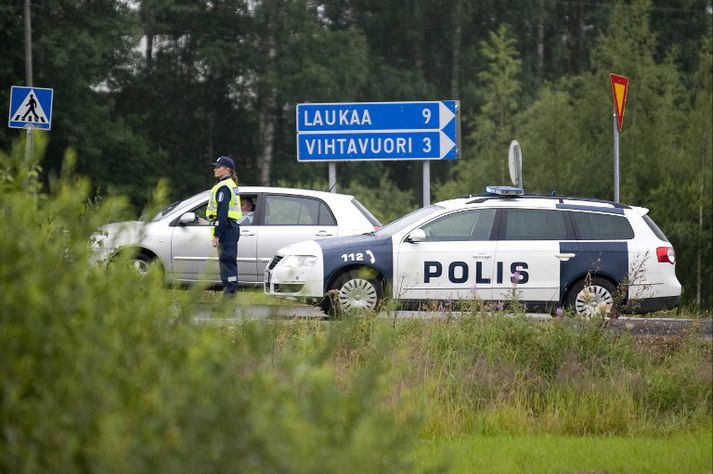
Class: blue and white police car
264,186,681,317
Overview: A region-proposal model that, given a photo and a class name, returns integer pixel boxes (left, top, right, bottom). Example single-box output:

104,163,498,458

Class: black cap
211,156,235,169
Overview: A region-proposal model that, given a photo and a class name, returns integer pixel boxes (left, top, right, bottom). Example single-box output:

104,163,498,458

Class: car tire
133,253,155,276
330,268,383,314
566,277,619,319
115,250,161,278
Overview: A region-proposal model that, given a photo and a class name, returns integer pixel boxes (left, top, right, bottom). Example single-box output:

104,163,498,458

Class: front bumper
263,255,324,298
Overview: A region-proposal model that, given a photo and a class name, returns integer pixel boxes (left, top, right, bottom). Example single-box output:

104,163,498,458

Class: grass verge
412,430,713,473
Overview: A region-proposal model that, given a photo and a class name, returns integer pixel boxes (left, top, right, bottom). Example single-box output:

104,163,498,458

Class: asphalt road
193,304,712,339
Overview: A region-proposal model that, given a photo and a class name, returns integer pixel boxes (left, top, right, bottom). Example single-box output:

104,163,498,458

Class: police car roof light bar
485,185,524,196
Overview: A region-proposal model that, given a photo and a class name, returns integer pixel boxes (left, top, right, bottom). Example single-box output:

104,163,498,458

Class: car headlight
90,233,109,250
279,255,318,269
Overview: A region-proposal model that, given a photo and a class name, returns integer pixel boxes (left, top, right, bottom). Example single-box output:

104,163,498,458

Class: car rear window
351,198,382,227
264,195,336,226
642,214,669,242
572,211,634,240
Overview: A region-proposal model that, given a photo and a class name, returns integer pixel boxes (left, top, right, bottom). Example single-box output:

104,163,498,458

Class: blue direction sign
8,86,54,130
297,100,459,162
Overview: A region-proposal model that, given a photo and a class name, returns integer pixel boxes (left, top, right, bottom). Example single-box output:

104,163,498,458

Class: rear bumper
625,295,681,314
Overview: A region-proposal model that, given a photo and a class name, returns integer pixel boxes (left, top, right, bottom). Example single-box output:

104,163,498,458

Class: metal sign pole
423,161,431,207
613,108,620,203
328,162,337,193
25,126,33,171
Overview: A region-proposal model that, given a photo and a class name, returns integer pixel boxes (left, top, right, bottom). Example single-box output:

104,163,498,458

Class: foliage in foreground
0,143,414,472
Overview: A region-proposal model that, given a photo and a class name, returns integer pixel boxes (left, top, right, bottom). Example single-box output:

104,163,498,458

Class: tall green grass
374,315,712,437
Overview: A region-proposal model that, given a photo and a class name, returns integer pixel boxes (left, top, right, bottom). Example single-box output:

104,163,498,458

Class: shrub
0,140,415,472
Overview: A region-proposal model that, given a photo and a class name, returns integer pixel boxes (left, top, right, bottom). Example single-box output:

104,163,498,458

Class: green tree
0,0,157,207
437,24,522,200
590,0,710,306
250,0,369,186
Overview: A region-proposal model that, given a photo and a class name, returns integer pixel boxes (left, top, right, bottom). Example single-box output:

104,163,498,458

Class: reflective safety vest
207,178,242,236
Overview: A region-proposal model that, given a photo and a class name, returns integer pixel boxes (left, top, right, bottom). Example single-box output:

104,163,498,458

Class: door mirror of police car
179,212,196,225
406,229,426,243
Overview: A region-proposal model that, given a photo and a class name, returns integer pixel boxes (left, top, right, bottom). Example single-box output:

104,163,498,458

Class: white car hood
276,239,322,257
93,221,146,250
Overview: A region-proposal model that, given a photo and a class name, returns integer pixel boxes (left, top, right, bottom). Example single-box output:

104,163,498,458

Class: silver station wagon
93,186,381,286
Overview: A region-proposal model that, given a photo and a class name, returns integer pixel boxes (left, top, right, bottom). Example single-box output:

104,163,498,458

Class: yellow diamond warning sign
609,73,629,132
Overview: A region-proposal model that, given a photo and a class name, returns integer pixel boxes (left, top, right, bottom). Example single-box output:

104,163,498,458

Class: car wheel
132,254,153,276
331,269,383,313
117,251,161,278
566,277,618,319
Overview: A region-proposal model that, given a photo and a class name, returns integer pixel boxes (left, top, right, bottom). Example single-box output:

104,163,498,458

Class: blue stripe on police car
317,234,394,293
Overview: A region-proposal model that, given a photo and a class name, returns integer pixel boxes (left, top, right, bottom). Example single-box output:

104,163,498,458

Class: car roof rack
464,193,630,209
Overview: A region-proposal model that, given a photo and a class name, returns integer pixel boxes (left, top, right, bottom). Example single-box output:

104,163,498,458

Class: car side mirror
179,212,196,225
406,229,426,243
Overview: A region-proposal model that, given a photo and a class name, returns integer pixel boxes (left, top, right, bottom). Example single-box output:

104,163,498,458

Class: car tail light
373,225,381,231
656,246,675,264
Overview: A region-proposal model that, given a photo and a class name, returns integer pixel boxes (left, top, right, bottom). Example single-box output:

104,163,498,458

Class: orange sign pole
610,73,629,202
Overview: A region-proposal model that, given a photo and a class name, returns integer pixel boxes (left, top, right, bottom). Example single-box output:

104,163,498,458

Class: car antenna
328,182,337,193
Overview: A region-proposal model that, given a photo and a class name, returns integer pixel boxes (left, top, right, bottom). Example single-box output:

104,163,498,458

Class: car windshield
374,205,444,236
150,201,182,222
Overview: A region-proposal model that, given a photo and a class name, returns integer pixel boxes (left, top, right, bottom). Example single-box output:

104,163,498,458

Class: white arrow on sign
439,102,455,129
439,131,456,159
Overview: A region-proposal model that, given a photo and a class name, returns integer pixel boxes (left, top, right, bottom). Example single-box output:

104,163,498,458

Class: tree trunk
258,91,275,186
697,134,708,306
258,5,277,186
450,0,461,99
143,0,153,71
537,0,544,78
145,34,153,71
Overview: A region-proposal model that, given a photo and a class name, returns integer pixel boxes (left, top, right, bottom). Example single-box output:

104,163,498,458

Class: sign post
296,101,459,204
609,73,629,203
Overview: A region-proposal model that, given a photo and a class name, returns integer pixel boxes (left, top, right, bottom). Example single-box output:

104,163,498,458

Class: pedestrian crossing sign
8,85,54,130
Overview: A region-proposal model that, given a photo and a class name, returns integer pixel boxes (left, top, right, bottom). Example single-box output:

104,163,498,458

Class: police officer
207,156,242,296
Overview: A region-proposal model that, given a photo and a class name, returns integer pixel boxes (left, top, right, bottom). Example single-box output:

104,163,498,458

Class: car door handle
240,230,256,237
555,253,576,261
314,230,334,237
472,253,493,259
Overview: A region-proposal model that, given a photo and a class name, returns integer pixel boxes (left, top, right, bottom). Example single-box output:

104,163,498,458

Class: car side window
318,202,337,225
572,211,634,240
182,203,210,226
264,195,336,226
420,209,496,242
503,209,567,240
238,194,258,225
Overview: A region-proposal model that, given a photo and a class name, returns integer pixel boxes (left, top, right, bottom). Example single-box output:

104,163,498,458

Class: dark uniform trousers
218,220,240,295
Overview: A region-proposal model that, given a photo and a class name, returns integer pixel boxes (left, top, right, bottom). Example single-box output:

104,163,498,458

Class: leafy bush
0,140,415,472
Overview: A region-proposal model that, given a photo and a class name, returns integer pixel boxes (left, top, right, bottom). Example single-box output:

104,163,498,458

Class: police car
264,186,681,317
